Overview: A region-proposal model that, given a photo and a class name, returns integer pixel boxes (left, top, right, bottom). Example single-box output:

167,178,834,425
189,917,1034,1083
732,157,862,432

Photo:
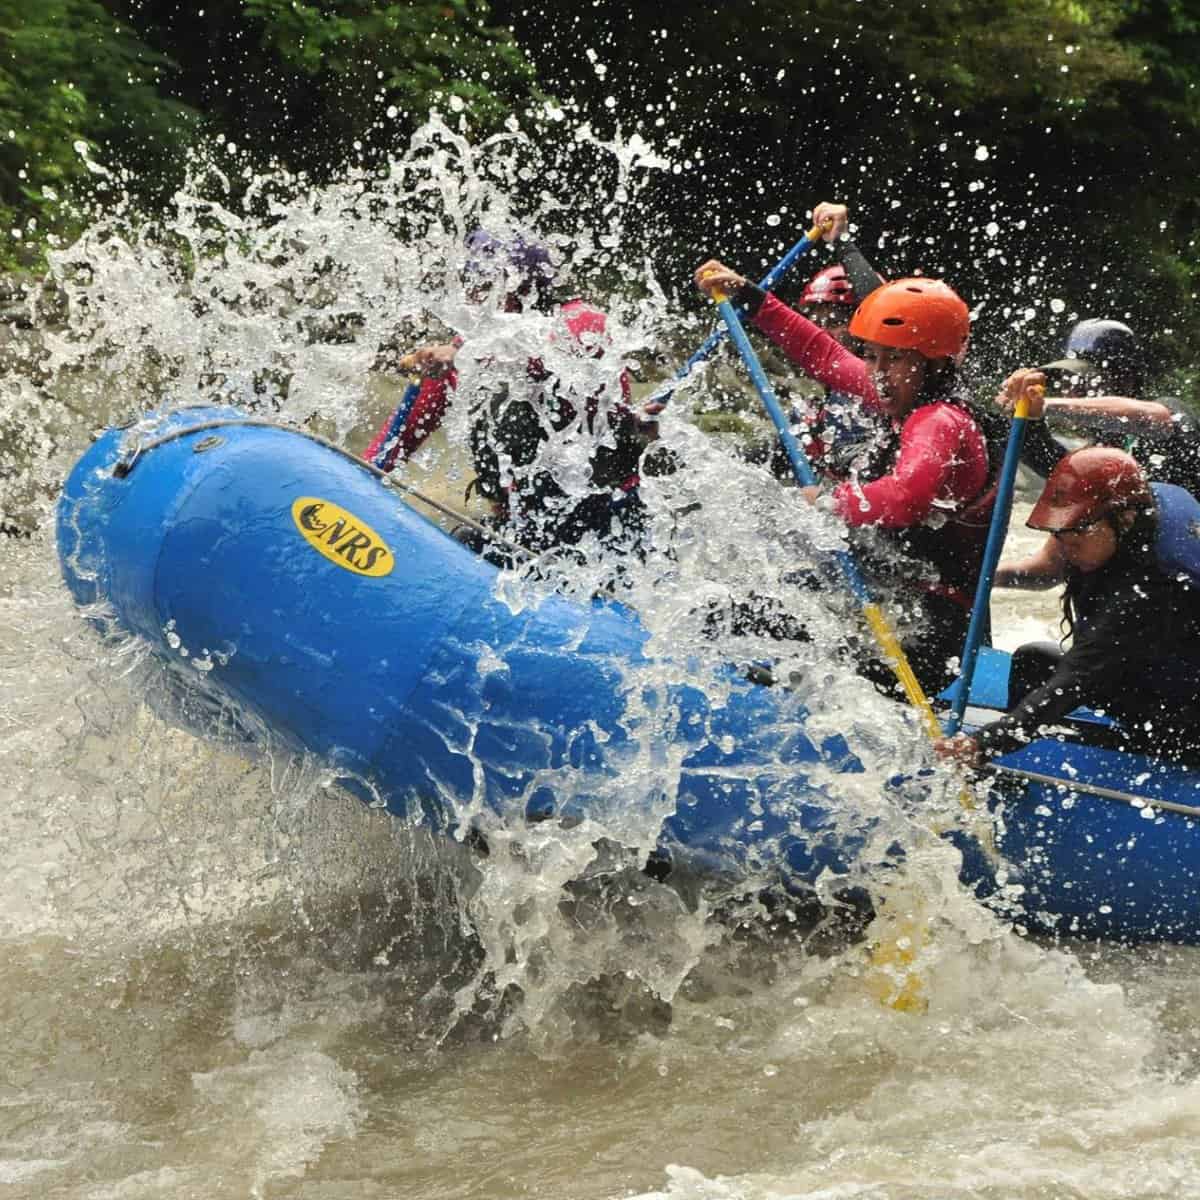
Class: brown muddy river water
4,122,1200,1199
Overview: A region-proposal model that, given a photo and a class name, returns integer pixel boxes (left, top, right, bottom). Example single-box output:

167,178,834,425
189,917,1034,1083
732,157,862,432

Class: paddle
370,377,422,470
704,281,945,741
706,279,960,1012
944,382,1040,734
643,224,824,414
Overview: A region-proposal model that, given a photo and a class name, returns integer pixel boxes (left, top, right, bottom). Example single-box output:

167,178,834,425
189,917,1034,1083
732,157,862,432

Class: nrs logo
291,497,394,577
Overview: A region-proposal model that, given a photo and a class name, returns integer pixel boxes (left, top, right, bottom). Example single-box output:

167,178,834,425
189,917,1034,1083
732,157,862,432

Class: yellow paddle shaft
862,602,944,743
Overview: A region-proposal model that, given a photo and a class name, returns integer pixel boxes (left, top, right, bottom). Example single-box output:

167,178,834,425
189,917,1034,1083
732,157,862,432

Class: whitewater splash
11,110,968,1032
7,106,1200,1200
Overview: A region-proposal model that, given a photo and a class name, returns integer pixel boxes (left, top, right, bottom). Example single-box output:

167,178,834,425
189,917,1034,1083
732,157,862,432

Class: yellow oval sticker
291,497,394,578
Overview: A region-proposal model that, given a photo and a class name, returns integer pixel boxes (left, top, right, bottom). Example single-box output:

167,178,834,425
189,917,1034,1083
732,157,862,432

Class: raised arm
694,257,876,402
811,201,885,303
1044,396,1176,436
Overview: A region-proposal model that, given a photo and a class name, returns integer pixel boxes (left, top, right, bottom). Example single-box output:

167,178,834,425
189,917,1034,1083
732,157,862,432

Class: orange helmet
1027,447,1152,532
848,277,970,360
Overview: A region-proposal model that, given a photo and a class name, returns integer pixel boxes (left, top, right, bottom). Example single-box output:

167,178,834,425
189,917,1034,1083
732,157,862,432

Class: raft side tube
56,408,881,888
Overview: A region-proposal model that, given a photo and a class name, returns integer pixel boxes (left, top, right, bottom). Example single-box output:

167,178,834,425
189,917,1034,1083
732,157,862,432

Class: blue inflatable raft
56,408,1200,944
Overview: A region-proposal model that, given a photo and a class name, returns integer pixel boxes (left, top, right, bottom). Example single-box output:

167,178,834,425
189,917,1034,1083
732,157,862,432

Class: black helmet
1041,319,1144,397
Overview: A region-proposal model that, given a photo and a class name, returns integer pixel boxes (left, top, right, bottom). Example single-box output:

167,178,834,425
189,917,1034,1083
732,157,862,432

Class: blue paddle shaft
715,297,870,606
946,412,1030,734
371,379,421,469
716,298,816,489
761,231,823,292
648,229,820,409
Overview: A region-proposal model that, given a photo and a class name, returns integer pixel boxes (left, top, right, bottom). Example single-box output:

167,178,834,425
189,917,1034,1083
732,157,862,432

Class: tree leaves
0,0,194,266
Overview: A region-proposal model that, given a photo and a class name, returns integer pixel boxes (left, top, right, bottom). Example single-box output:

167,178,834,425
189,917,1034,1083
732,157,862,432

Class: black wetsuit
832,239,883,304
977,508,1200,760
466,384,647,558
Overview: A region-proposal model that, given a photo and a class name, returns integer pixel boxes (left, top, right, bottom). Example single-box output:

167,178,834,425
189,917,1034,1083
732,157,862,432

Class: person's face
860,342,927,420
805,302,854,348
1051,518,1119,572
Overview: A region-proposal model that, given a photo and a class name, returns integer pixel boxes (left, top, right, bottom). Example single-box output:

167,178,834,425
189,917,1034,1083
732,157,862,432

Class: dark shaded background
2,0,1196,391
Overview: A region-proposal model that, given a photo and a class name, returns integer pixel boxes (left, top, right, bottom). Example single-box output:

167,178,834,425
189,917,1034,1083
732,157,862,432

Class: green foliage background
1,0,1197,383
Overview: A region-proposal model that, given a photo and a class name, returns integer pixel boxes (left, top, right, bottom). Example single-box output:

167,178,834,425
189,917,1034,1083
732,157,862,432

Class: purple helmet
464,228,555,300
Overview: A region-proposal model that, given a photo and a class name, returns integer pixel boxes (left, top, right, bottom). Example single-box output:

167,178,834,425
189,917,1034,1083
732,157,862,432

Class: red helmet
848,277,970,360
801,264,857,307
1027,447,1153,532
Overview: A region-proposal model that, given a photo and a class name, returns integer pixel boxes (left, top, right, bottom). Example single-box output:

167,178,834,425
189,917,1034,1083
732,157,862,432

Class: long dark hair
917,356,958,405
1059,567,1086,645
1057,505,1157,644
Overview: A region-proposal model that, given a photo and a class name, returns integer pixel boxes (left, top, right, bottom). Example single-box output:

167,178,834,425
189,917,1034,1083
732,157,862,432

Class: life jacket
1151,482,1200,588
853,392,1004,605
816,389,891,480
467,301,642,537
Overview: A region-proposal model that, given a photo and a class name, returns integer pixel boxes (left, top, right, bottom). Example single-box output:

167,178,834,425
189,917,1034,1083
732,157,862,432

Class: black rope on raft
109,416,533,562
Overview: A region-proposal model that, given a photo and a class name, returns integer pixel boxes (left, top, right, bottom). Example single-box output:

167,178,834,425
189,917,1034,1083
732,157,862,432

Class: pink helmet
801,264,857,307
1028,447,1152,532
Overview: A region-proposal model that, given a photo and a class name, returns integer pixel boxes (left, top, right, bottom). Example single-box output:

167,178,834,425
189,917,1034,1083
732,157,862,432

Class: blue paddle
370,378,421,470
944,386,1039,735
644,224,823,413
